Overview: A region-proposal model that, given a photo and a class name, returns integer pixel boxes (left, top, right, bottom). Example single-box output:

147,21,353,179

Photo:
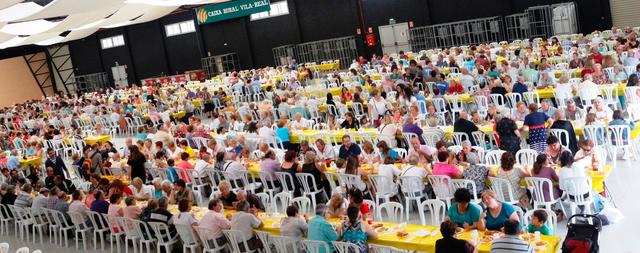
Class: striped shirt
491,235,533,253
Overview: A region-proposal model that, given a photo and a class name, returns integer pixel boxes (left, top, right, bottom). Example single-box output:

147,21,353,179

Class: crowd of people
0,26,638,252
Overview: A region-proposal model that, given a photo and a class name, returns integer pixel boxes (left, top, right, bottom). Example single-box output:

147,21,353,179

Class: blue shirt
380,149,398,161
338,143,361,159
7,156,20,170
307,216,338,252
485,202,516,230
435,81,449,95
166,167,179,182
275,127,290,142
447,203,482,227
512,82,528,95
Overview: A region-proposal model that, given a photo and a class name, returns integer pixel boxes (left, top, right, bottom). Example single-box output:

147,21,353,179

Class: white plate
414,230,429,237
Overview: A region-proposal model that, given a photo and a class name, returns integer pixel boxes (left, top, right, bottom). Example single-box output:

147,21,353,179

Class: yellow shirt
184,147,196,159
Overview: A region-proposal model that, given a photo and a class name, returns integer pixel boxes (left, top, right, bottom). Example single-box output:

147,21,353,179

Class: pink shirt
432,163,460,177
123,205,142,219
108,204,123,217
199,210,231,240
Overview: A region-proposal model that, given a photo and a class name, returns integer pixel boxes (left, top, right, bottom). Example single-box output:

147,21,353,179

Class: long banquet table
157,204,560,253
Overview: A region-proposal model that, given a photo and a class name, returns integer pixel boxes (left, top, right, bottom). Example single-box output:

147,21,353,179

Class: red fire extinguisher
365,32,377,47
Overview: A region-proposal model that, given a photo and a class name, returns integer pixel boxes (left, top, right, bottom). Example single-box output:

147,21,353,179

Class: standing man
45,149,68,179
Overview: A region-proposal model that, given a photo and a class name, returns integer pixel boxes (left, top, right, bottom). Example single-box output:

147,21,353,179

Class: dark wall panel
509,0,611,34
295,0,359,42
98,28,136,86
200,17,254,69
247,0,301,67
127,21,169,80
160,11,202,74
427,0,506,24
68,35,103,75
363,0,431,56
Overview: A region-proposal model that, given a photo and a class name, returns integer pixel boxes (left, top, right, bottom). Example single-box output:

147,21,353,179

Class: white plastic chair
0,204,13,236
607,125,636,168
14,248,28,253
296,173,328,212
583,125,606,147
87,211,110,251
223,230,258,253
271,234,301,253
549,129,570,149
562,177,594,216
377,202,404,223
50,209,74,248
397,176,426,221
370,244,411,253
428,175,453,208
418,199,446,226
450,179,480,204
175,224,199,253
488,177,519,205
332,241,361,253
516,148,538,168
368,174,397,207
450,132,470,146
148,222,179,253
525,177,567,216
68,211,92,251
301,240,331,253
196,226,226,253
523,209,558,235
275,172,296,196
129,218,156,253
0,243,7,253
485,150,506,167
291,196,312,215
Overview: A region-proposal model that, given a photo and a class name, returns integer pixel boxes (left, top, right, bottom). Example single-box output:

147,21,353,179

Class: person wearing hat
32,187,49,210
13,183,33,208
461,152,493,195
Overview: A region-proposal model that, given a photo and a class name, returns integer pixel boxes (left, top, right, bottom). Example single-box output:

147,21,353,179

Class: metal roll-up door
610,0,640,27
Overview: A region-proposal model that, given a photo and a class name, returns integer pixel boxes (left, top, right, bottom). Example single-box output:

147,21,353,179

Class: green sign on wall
196,0,271,25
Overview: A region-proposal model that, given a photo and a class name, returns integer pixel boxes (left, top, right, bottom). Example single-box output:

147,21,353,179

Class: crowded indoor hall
0,0,638,253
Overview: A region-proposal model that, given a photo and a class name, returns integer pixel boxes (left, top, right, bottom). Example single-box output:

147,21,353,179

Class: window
165,20,196,37
250,1,289,21
100,35,125,49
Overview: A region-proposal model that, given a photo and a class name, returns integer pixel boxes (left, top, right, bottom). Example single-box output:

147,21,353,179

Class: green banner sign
196,0,271,25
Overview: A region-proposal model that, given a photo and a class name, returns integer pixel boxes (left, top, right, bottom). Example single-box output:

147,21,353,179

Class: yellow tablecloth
290,129,379,144
534,83,626,99
319,101,368,112
425,94,474,103
20,156,42,167
185,208,559,253
192,99,202,107
172,111,186,119
84,135,112,145
307,63,340,71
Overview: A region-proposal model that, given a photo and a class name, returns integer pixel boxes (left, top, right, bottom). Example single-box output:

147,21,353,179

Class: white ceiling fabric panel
97,4,177,29
125,0,225,6
0,1,216,48
0,2,43,22
44,7,122,33
0,19,62,36
16,0,127,22
0,36,28,49
0,0,24,11
0,32,14,44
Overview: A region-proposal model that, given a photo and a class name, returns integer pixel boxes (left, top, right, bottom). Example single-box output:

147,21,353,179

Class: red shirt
359,203,370,216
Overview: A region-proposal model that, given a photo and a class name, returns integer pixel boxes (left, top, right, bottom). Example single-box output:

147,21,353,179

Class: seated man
491,219,532,252
230,201,264,251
